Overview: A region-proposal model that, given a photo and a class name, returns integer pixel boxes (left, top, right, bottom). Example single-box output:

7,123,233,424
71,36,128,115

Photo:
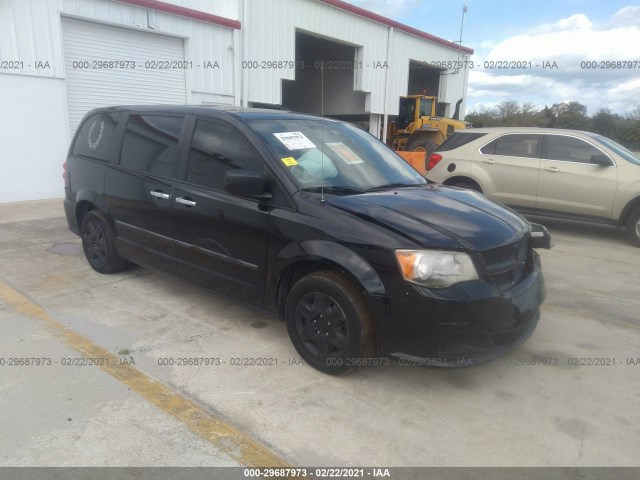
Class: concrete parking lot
1,199,639,468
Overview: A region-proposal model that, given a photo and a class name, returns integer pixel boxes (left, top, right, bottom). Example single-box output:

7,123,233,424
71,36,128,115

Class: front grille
480,239,529,289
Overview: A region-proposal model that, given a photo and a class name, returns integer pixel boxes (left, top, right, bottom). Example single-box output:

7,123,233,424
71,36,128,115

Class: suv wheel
285,271,375,374
626,207,640,247
80,211,129,274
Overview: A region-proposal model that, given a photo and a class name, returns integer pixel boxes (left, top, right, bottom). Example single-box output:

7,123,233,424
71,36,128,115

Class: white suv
425,127,640,246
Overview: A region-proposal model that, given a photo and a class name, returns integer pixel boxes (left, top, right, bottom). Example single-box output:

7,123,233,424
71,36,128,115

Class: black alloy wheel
80,211,129,274
294,291,350,360
285,271,375,374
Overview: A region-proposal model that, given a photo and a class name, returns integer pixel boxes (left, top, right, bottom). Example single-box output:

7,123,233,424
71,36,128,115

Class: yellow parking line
0,281,291,468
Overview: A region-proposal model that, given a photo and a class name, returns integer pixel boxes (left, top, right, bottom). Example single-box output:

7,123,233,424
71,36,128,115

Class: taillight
427,153,443,171
63,161,70,190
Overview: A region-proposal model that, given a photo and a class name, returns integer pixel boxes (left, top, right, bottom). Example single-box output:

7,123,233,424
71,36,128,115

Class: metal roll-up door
61,17,187,136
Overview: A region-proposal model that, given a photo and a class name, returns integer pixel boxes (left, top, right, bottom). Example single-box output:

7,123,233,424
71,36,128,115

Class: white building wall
0,0,237,101
384,30,471,115
437,56,471,117
242,0,471,116
242,0,389,112
0,75,69,202
0,0,238,202
161,0,240,20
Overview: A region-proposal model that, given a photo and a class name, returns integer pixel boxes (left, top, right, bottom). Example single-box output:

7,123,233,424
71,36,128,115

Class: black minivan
64,105,551,373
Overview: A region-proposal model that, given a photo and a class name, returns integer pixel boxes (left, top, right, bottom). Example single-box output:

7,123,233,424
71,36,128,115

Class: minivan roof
91,104,333,122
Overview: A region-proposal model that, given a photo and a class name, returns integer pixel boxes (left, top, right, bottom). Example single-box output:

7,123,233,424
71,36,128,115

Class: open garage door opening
281,31,367,128
407,60,446,115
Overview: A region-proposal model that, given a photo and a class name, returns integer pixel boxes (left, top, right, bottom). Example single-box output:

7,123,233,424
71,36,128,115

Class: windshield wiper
365,182,423,192
300,185,366,195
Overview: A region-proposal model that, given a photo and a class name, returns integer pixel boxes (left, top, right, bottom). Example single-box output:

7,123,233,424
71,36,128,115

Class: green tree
549,101,590,130
627,106,640,120
462,101,640,150
592,108,621,138
532,106,554,127
464,106,499,127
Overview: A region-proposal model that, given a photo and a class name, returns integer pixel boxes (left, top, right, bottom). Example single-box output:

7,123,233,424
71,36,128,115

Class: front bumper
370,251,545,367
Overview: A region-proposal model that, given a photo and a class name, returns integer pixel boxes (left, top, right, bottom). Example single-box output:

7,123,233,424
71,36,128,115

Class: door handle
544,166,560,173
176,197,197,207
150,190,170,200
482,158,495,164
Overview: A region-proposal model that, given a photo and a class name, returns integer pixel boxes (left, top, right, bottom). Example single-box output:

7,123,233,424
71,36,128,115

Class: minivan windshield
585,132,640,166
247,118,426,192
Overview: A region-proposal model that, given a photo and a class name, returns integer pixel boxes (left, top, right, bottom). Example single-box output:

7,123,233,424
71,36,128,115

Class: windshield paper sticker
326,142,364,164
274,132,316,150
281,157,299,167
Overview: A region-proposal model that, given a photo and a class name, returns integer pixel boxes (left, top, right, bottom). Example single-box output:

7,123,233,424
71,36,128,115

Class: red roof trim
317,0,474,54
114,0,241,29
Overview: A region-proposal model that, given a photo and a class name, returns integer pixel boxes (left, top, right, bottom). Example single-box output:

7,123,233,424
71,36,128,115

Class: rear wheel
626,208,640,247
406,136,437,160
80,211,129,274
285,271,375,374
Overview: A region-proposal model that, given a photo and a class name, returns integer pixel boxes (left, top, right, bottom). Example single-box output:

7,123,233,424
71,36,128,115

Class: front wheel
285,271,375,374
626,208,640,247
406,136,437,160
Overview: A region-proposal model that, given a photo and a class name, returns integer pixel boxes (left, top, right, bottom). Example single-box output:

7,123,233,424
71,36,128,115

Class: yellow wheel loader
388,94,470,165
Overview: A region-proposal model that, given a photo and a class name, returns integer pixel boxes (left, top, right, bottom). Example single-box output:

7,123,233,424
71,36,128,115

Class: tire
449,181,482,193
80,210,129,274
406,136,437,159
285,270,376,375
626,208,640,247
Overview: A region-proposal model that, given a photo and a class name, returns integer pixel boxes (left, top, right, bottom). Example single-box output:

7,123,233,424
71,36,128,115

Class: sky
345,0,640,117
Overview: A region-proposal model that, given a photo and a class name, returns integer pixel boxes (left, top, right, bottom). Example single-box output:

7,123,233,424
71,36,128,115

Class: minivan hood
327,185,529,251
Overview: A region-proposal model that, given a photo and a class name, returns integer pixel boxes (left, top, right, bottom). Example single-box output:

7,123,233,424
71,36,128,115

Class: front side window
547,135,610,164
73,112,122,161
120,115,184,176
585,132,639,165
480,134,540,158
186,120,263,190
248,118,426,192
419,98,434,117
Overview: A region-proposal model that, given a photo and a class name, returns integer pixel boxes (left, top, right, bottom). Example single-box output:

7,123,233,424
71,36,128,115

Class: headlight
395,250,478,288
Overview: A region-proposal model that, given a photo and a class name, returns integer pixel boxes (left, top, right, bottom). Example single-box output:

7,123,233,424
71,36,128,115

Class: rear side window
480,134,540,158
73,112,122,161
120,115,184,177
186,120,263,191
437,132,488,152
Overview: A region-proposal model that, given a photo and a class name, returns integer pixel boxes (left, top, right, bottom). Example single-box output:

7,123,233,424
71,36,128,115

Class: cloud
531,13,592,34
609,5,640,27
467,6,640,116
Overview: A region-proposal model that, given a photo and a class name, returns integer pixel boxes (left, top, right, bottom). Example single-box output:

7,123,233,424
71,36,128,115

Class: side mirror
530,223,553,249
224,169,267,197
591,154,613,167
